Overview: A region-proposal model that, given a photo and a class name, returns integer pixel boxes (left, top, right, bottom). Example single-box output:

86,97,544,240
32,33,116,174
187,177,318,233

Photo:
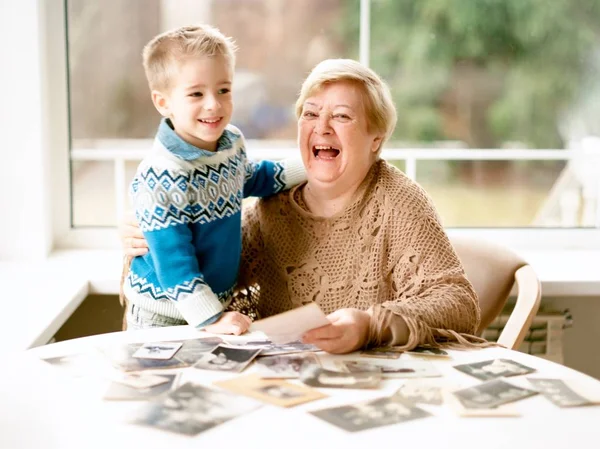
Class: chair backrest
450,236,542,349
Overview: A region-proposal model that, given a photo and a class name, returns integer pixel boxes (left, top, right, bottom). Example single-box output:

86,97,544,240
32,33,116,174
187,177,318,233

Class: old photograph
453,378,538,409
104,374,178,401
131,382,261,436
311,396,431,432
528,378,593,407
170,337,224,364
300,366,381,389
132,342,182,360
255,353,320,378
193,345,261,373
453,358,536,381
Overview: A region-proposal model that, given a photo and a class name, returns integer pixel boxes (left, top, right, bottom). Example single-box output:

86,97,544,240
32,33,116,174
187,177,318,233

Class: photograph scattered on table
132,342,183,360
527,378,597,408
227,339,321,356
359,347,402,359
453,358,536,381
452,378,538,409
215,374,328,407
406,346,450,358
99,342,188,371
255,353,320,378
338,360,441,378
310,396,431,432
394,379,445,405
167,337,223,364
104,374,179,401
131,382,261,436
300,366,381,389
193,344,261,373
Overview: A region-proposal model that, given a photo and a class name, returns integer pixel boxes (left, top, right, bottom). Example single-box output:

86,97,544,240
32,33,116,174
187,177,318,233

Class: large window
66,0,600,229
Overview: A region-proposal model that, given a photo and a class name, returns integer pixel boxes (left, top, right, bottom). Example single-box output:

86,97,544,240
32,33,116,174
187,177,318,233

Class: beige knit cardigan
238,160,482,349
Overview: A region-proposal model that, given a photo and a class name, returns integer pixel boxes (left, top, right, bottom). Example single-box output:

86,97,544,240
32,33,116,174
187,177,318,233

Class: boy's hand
203,312,251,336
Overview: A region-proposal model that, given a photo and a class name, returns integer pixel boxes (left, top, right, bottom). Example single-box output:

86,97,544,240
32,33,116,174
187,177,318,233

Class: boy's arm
132,168,223,328
243,158,306,198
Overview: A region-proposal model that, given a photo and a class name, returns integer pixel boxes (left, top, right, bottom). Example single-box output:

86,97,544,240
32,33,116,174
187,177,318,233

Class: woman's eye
333,114,351,121
302,111,318,119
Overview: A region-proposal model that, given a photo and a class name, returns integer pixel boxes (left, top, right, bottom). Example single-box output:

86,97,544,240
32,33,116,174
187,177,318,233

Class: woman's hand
120,213,149,256
203,311,252,336
301,308,371,354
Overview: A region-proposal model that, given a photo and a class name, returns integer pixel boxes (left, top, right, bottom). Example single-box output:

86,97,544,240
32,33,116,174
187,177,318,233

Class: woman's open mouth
312,145,340,159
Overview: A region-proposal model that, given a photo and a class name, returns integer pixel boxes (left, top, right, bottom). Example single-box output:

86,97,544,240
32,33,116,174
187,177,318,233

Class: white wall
0,0,51,260
0,0,70,261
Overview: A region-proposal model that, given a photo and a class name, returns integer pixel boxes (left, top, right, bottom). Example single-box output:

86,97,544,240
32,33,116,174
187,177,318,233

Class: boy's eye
189,92,203,97
218,88,231,94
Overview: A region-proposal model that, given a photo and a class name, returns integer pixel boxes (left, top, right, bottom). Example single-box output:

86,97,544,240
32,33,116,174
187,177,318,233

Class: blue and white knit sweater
124,118,305,327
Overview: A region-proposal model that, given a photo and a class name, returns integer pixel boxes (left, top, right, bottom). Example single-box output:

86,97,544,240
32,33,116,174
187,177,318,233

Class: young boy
122,25,305,334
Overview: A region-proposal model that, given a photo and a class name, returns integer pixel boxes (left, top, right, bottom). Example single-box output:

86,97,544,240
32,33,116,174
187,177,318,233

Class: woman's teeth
313,146,340,158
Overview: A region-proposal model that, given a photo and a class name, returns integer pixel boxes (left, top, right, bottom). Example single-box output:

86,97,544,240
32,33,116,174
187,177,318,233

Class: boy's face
153,55,233,151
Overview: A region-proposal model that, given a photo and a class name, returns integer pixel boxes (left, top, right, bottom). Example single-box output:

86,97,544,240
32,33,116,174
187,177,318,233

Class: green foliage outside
341,0,600,148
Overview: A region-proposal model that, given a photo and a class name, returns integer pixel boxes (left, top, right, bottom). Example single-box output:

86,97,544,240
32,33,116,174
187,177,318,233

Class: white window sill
2,248,599,352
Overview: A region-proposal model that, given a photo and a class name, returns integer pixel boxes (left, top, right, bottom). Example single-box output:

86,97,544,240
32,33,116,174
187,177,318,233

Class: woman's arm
374,213,481,349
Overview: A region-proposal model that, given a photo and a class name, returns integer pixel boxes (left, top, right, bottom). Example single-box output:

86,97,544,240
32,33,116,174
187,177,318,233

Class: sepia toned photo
215,374,327,408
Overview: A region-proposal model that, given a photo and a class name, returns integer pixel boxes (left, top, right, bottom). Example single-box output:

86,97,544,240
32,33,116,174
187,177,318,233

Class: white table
5,326,600,449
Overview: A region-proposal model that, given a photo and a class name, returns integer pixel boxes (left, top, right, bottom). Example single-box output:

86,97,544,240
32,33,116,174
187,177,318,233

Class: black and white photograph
336,361,383,374
104,374,178,401
406,346,450,358
255,353,320,378
453,358,536,381
394,380,444,405
131,382,261,436
99,343,188,371
310,396,431,432
453,378,538,409
215,374,328,408
132,342,183,360
527,378,594,407
379,360,442,378
170,337,224,364
359,348,402,359
193,344,261,373
228,339,321,356
300,366,381,389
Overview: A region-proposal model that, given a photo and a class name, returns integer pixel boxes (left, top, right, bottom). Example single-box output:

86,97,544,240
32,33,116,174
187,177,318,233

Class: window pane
415,160,587,228
368,0,600,228
67,0,358,226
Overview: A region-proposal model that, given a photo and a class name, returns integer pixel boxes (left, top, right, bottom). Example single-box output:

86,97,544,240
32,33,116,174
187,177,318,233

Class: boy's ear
151,90,170,116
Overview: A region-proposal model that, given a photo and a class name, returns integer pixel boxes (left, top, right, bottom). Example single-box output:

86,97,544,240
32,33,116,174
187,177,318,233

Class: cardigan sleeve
131,165,223,327
370,212,482,349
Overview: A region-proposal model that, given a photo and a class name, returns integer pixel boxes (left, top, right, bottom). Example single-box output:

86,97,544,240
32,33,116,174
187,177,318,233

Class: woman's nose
314,114,332,134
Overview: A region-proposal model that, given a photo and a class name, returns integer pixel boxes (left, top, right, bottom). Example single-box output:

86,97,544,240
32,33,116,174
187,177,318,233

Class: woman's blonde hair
142,24,237,92
295,59,397,153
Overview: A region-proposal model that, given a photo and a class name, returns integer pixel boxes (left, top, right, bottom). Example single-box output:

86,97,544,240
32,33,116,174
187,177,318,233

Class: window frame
49,0,600,252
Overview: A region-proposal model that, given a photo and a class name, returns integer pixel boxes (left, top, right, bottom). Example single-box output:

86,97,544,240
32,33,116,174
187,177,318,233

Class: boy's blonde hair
142,24,237,92
295,59,397,153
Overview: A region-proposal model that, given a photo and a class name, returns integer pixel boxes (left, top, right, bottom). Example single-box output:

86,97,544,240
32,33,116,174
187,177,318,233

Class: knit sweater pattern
239,160,481,348
124,119,305,327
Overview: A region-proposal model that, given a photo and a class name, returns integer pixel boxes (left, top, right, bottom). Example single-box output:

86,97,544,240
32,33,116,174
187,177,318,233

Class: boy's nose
204,94,220,110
